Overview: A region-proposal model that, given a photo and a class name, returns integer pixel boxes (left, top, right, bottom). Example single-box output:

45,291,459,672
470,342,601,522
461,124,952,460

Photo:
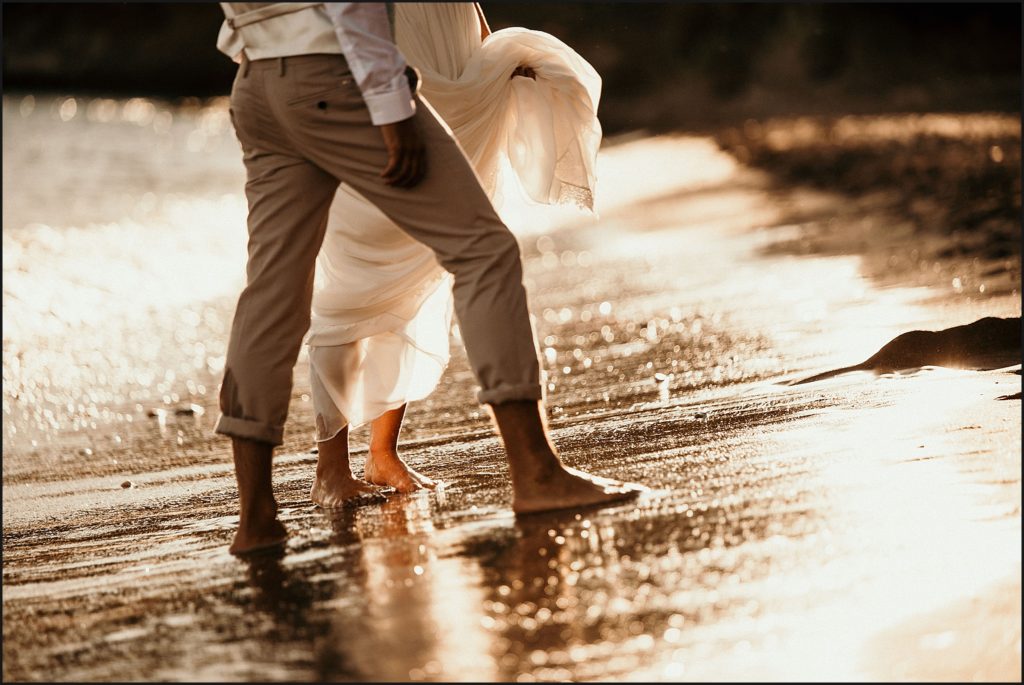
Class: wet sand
3,96,1021,681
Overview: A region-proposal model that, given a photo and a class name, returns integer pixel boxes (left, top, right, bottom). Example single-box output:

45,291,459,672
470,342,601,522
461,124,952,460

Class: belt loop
278,57,286,77
241,53,251,78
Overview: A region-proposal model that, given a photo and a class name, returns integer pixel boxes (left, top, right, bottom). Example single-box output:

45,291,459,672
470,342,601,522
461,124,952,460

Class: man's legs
277,59,644,512
217,61,346,552
282,73,540,407
221,152,337,550
217,154,339,447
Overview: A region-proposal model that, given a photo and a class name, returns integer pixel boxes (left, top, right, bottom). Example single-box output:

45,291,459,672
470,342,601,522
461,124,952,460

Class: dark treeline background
2,2,1019,134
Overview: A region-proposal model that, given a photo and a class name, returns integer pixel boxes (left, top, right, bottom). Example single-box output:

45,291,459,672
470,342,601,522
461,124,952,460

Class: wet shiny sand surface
3,96,1021,681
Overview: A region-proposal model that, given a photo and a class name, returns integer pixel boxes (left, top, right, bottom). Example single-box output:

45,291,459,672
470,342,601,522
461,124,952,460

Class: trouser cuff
215,414,284,447
477,383,544,406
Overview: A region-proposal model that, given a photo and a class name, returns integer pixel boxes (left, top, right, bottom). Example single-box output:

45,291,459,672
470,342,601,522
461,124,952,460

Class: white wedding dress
306,2,602,441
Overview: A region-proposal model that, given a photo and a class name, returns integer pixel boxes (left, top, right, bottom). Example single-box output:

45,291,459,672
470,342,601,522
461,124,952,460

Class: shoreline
714,112,1021,301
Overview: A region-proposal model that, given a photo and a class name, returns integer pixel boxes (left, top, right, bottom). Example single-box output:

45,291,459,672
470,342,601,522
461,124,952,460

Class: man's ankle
508,445,564,484
239,496,278,523
368,444,399,459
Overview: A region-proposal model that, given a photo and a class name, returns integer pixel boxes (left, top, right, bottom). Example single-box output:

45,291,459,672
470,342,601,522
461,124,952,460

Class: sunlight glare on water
3,95,249,451
2,94,1019,682
496,136,739,236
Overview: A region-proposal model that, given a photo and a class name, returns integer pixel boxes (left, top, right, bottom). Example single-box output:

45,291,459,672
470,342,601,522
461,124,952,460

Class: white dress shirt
218,2,415,125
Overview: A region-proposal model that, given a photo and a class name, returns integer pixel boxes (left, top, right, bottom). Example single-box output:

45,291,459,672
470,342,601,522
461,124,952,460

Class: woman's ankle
315,454,356,480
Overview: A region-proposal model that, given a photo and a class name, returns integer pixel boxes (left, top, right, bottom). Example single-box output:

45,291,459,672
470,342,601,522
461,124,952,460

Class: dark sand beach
2,95,1020,681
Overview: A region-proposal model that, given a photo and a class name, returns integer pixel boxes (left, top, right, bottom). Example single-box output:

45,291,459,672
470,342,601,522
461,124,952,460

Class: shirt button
317,101,327,110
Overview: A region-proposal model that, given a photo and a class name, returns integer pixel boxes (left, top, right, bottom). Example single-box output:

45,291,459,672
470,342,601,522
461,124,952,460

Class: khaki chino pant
216,54,542,446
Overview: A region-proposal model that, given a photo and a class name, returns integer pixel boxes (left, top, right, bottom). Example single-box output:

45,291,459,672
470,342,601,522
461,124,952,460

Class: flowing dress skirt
306,3,602,441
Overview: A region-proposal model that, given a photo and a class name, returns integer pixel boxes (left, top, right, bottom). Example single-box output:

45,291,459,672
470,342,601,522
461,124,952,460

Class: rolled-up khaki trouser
216,53,542,446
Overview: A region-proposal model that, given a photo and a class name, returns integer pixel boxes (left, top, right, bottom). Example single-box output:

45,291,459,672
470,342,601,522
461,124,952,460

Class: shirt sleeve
322,2,416,126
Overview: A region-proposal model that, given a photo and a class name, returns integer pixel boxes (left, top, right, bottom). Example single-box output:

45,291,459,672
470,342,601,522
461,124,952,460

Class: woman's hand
511,65,537,80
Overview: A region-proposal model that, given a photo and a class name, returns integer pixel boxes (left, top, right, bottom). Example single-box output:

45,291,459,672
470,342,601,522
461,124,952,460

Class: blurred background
3,2,1020,133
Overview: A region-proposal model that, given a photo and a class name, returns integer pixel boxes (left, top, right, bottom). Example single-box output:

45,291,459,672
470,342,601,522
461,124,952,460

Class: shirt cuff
363,80,416,126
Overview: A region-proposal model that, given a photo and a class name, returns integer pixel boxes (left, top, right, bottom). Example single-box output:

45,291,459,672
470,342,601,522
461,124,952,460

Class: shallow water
2,94,1021,681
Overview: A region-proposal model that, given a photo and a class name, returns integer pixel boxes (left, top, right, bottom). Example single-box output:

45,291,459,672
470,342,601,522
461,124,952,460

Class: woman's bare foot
364,448,437,493
512,463,646,515
311,426,384,508
310,471,382,508
364,405,435,493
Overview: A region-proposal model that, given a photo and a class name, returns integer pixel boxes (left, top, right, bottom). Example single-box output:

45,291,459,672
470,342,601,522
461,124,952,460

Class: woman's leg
311,425,382,507
365,404,438,493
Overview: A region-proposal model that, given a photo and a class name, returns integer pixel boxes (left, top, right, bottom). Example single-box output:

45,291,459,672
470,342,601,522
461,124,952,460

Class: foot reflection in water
312,499,648,681
459,507,739,681
231,547,355,680
306,489,782,681
474,514,644,680
240,548,312,618
316,495,499,681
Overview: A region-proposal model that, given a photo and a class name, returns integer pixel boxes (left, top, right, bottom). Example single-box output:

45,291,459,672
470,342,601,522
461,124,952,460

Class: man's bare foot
310,472,383,508
490,399,649,516
230,506,289,555
512,464,647,515
228,437,288,556
364,448,437,493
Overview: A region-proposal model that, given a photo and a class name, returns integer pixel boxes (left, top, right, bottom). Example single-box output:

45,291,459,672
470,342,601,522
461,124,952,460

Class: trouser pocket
285,56,359,107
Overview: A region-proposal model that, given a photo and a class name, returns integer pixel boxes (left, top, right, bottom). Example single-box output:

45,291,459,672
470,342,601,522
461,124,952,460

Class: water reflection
240,548,315,620
317,496,498,680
